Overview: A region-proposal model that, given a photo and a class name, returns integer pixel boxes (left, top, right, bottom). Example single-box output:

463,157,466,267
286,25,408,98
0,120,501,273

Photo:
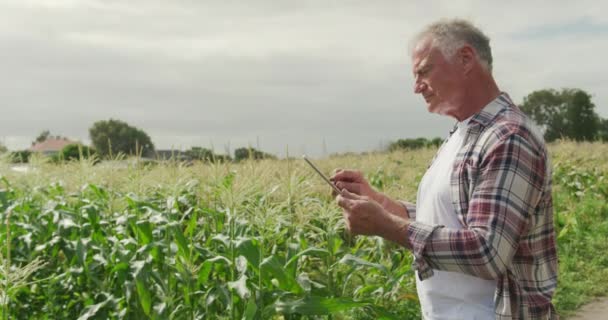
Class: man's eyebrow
414,61,431,75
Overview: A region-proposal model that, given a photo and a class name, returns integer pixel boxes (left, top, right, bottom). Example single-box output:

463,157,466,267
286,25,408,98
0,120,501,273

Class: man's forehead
413,37,433,55
412,40,433,69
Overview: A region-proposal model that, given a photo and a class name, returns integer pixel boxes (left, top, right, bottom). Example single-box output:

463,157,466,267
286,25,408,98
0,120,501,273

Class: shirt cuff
406,221,442,280
398,201,417,219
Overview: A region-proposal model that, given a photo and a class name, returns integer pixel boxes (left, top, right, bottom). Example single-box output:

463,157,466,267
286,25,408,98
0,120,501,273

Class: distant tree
388,138,428,151
521,88,600,142
89,119,154,158
598,119,608,142
186,147,214,161
9,150,31,163
0,142,7,154
567,90,601,141
186,147,231,163
233,147,275,162
214,154,232,163
32,130,51,145
55,144,97,162
427,137,444,148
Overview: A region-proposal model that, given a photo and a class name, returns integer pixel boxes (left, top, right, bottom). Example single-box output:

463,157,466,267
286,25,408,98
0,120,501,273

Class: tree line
521,88,608,142
3,119,274,164
388,88,608,151
2,87,606,160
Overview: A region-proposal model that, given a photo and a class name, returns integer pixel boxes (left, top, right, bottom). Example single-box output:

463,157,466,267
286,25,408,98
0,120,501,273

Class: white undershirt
414,119,496,320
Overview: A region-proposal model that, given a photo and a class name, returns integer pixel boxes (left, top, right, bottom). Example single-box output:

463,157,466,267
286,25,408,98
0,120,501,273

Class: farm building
29,138,75,155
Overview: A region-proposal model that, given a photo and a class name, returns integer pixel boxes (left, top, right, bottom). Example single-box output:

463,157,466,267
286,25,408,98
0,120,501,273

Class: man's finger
330,168,341,181
331,168,343,177
341,210,351,232
331,185,339,198
335,185,368,214
330,169,362,183
336,194,354,210
340,189,362,200
335,181,361,195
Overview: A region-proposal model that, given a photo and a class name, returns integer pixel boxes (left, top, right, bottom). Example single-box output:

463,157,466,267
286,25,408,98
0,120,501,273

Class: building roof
29,138,75,153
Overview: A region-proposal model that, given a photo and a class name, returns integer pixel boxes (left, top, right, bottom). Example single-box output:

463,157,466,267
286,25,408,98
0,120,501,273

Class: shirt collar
467,92,514,128
457,114,474,130
448,92,513,136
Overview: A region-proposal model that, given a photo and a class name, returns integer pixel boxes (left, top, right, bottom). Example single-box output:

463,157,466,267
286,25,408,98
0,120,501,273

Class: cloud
1,0,607,156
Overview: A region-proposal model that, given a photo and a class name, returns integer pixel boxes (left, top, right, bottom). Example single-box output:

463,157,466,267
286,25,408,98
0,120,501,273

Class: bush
89,119,154,158
186,147,231,163
428,137,444,148
234,147,275,162
388,137,443,151
9,150,31,163
54,144,98,163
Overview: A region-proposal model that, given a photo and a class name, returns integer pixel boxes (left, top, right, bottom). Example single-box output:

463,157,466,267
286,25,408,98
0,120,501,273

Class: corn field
0,142,607,319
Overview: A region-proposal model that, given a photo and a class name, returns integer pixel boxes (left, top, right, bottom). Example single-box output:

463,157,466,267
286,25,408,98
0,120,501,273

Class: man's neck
455,75,500,121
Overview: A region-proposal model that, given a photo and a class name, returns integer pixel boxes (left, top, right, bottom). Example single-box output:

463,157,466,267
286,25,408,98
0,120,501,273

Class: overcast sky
1,0,607,157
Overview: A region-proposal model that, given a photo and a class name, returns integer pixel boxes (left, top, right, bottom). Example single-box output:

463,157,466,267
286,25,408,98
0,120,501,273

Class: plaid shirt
402,93,558,319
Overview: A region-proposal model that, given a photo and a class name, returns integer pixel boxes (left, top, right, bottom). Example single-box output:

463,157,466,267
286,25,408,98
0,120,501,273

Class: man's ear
458,45,476,74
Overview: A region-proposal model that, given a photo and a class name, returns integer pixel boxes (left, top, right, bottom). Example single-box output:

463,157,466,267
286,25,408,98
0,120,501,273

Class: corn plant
0,158,422,319
1,142,606,318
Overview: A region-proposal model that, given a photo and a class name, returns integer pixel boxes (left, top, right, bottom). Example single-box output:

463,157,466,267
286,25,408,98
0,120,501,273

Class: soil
566,298,608,319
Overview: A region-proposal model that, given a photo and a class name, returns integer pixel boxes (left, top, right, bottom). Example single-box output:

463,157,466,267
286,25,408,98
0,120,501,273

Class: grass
0,141,606,319
549,142,608,317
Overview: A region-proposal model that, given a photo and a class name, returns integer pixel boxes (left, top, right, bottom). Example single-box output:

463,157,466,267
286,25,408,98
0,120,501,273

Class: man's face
411,39,465,117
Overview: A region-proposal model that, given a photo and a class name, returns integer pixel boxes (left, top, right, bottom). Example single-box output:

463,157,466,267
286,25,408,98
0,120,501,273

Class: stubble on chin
426,102,443,115
428,100,457,117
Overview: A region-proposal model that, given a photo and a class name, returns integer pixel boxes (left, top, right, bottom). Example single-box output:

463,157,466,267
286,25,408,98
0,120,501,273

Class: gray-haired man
332,19,558,319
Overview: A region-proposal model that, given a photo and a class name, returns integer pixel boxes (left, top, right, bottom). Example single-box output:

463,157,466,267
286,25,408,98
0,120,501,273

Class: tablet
302,155,341,194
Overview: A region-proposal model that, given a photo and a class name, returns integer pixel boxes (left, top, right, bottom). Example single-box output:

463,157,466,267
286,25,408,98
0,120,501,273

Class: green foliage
521,88,601,142
1,143,607,318
54,144,97,162
598,118,608,142
89,119,155,158
186,147,231,163
233,147,275,162
551,161,608,316
8,150,31,163
0,143,7,154
369,167,400,192
429,137,443,147
388,137,443,152
0,170,415,319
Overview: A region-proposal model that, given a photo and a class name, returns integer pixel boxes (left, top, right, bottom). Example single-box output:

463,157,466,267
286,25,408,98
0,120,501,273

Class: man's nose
414,81,427,94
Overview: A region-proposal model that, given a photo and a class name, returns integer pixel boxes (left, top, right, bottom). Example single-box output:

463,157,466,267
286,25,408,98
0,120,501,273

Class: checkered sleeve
404,132,547,280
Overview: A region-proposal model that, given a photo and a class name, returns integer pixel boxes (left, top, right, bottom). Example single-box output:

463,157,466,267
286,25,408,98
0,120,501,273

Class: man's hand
331,168,409,219
330,169,379,200
336,189,410,246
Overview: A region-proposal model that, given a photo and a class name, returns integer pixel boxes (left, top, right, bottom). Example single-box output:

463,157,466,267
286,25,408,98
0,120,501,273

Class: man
332,19,558,320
